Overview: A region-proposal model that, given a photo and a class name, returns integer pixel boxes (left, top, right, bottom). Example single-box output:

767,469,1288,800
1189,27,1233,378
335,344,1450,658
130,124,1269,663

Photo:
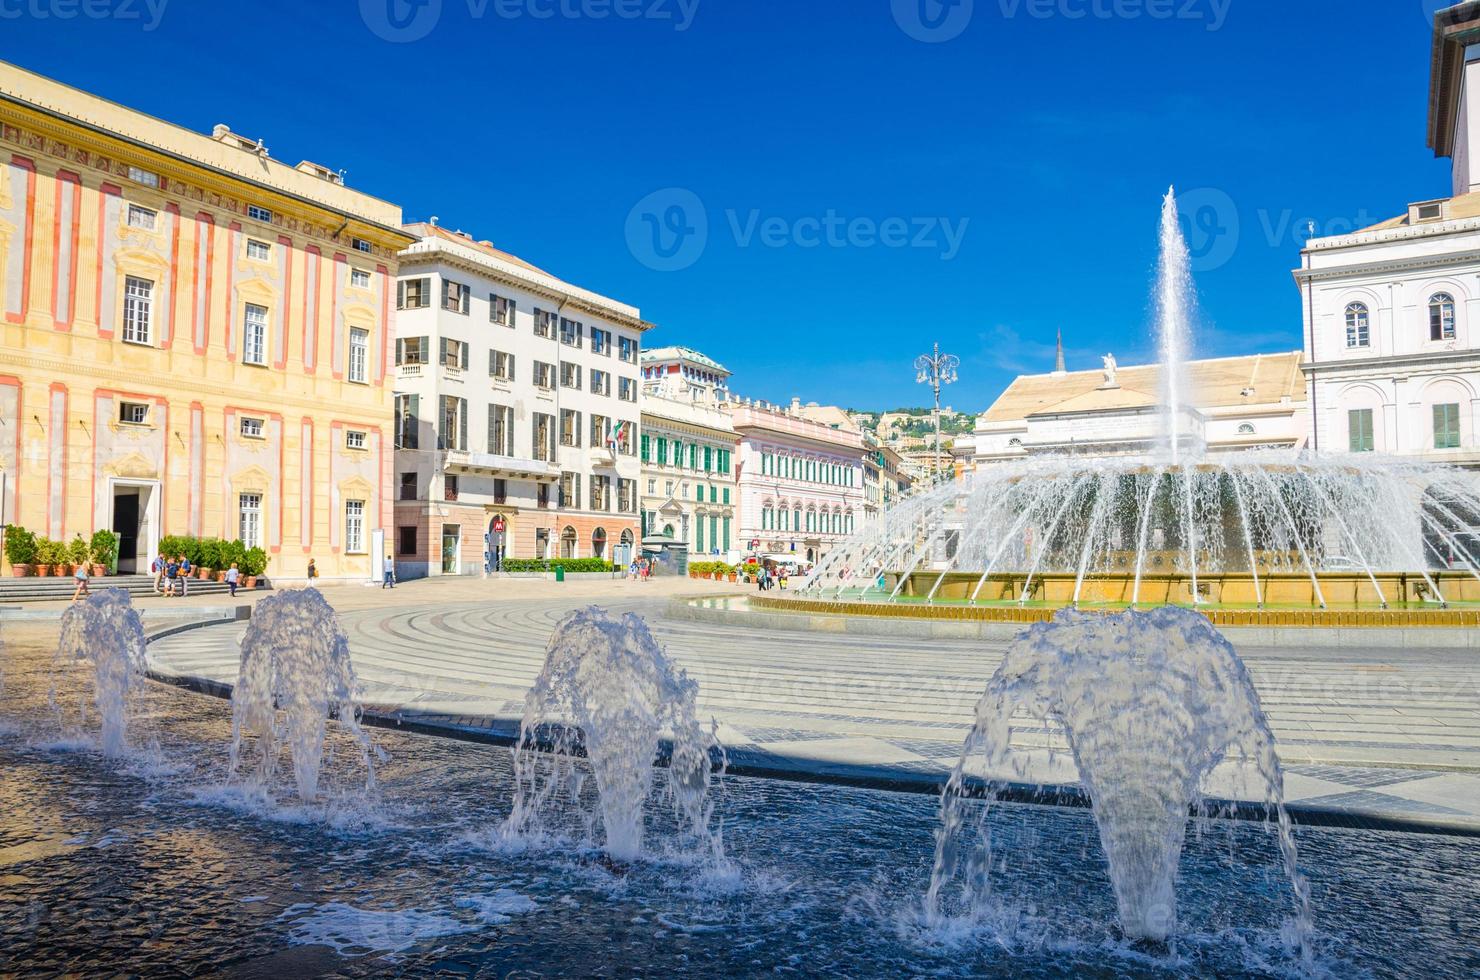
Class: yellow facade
0,62,415,580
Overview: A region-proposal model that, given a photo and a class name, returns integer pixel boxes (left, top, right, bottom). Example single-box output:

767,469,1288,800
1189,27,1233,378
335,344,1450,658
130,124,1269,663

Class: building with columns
727,400,867,564
639,389,738,560
0,61,413,580
1295,2,1480,467
392,223,649,577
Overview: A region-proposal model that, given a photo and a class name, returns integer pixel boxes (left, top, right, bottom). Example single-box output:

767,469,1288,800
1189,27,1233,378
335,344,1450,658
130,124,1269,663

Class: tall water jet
927,607,1311,947
53,589,147,757
228,589,375,802
1157,186,1199,460
501,607,723,864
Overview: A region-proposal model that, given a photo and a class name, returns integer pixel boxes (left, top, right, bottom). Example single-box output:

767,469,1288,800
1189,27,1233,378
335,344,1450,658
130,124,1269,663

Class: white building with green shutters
639,389,740,560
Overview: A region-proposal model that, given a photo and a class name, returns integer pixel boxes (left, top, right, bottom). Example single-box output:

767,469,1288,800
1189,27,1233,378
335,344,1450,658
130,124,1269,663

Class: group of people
150,554,243,598
754,563,792,591
627,558,653,581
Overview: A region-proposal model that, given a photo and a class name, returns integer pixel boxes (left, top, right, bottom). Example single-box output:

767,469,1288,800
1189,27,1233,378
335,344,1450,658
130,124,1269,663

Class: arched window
591,527,607,559
662,523,675,537
1429,293,1457,341
1237,423,1256,435
561,526,578,558
1007,437,1023,448
1345,302,1370,348
620,529,634,546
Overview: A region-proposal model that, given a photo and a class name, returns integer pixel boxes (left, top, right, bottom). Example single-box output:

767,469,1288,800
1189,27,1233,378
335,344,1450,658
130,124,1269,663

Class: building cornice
1429,2,1480,158
1292,245,1480,285
1301,348,1480,375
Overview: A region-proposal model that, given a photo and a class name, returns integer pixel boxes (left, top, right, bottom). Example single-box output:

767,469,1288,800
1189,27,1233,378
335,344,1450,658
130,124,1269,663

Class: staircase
0,573,259,603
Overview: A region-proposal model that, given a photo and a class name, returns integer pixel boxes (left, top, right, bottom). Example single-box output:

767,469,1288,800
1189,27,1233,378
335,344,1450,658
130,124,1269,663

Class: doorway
110,480,158,574
441,524,461,575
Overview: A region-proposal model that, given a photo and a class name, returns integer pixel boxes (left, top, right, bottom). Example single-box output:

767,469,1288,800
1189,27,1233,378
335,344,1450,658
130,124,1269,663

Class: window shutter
461,343,469,370
509,353,516,379
396,338,403,365
396,280,405,309
459,397,468,451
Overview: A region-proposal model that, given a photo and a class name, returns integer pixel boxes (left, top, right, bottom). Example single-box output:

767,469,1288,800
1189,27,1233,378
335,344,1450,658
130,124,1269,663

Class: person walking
177,553,191,597
164,556,180,597
225,562,240,598
152,553,165,595
306,558,318,583
383,555,396,589
71,561,91,601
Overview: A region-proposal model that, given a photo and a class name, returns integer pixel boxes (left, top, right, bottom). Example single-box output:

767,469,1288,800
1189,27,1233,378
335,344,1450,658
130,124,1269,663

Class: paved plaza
141,578,1480,833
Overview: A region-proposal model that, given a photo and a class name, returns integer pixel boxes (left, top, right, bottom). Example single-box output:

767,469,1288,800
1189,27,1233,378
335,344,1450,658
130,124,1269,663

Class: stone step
0,573,264,602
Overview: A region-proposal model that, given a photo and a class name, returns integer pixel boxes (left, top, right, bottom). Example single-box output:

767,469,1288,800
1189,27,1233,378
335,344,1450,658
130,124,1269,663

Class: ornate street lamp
915,343,959,481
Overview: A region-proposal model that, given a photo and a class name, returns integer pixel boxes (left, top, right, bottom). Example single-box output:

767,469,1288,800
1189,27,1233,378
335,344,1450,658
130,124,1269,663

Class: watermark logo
0,0,171,31
626,188,709,272
1176,186,1238,273
726,209,969,259
360,0,442,42
892,0,974,43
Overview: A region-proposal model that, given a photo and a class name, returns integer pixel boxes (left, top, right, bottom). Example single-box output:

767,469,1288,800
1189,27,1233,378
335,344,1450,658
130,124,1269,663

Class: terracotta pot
35,565,52,577
92,564,106,577
215,571,226,582
244,576,257,589
9,564,31,577
197,567,212,580
729,574,738,583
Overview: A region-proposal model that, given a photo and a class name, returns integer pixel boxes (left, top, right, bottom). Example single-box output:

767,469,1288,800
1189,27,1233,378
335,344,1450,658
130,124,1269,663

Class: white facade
639,393,739,559
393,224,649,576
1295,7,1480,467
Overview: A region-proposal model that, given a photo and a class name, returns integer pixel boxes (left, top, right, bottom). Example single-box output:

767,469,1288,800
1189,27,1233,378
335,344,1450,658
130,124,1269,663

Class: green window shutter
696,516,704,551
723,488,730,505
704,446,713,471
641,434,650,461
723,517,731,551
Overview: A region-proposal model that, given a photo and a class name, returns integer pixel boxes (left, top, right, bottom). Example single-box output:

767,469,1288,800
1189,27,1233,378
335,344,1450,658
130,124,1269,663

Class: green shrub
67,535,90,566
501,558,614,574
35,537,64,566
243,546,268,578
196,538,222,569
89,529,119,571
222,539,248,571
3,525,37,566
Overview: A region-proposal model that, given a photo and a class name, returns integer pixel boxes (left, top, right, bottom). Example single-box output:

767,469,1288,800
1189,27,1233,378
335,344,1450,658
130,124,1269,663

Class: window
398,277,431,309
534,308,556,339
619,377,636,402
348,327,369,383
240,416,264,438
1237,423,1256,435
561,409,582,447
490,293,515,326
1429,293,1457,341
398,525,417,556
246,239,271,261
1416,201,1443,221
618,480,634,513
490,349,515,381
591,475,612,511
243,303,268,365
345,429,367,450
618,336,636,363
1349,303,1367,349
1434,403,1461,449
439,396,467,451
533,413,555,461
591,369,611,396
119,401,149,425
560,471,580,509
1348,408,1374,453
488,404,513,456
533,361,556,390
238,493,261,548
560,317,583,347
122,276,153,344
538,483,551,509
352,237,371,253
350,268,371,289
345,500,365,553
591,413,609,448
247,204,273,223
494,478,507,505
440,337,468,370
127,165,159,188
395,393,419,450
443,279,470,314
400,472,418,501
616,420,634,456
647,479,656,494
561,526,578,558
445,474,459,501
126,204,156,230
591,328,611,356
561,362,582,390
399,336,428,366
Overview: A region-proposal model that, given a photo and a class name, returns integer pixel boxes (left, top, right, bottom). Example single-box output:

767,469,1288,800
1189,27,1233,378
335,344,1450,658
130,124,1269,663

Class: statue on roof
1101,353,1118,387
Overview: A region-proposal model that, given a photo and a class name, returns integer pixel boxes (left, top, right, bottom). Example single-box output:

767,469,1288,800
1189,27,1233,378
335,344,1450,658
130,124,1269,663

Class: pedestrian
755,565,765,591
151,553,165,594
225,562,240,598
780,568,789,591
307,558,318,582
71,560,91,601
177,553,191,597
383,554,396,589
164,556,180,597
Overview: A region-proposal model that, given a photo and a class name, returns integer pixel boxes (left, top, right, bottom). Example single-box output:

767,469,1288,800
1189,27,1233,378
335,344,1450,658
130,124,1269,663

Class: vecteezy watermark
892,0,975,43
625,188,969,271
1175,186,1378,273
0,0,169,30
360,0,699,43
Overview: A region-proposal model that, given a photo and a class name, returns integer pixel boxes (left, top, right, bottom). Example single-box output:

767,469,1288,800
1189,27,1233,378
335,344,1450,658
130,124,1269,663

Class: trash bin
554,566,565,583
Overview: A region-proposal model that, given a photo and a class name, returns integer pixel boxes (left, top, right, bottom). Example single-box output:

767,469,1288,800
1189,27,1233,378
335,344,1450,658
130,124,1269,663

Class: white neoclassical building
1295,3,1480,467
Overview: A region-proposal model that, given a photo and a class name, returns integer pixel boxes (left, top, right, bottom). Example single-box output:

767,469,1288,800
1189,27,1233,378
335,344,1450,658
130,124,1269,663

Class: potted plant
196,538,219,579
89,529,118,577
67,535,90,577
34,537,61,576
221,539,247,582
243,546,268,588
4,525,37,577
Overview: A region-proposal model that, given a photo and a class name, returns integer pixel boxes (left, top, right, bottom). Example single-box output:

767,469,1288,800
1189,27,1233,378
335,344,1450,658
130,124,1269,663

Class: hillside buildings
1294,2,1480,467
392,223,650,577
0,61,414,581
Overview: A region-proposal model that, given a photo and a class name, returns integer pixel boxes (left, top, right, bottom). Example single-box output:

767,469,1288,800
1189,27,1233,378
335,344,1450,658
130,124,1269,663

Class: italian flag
609,419,628,449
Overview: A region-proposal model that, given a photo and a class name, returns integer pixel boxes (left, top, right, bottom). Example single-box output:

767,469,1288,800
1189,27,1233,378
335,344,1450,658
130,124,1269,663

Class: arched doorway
662,523,675,537
561,526,578,558
487,513,510,572
592,527,608,560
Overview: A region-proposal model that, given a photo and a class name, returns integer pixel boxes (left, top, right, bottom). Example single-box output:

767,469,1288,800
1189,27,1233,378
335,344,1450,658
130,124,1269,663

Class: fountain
228,589,376,802
927,606,1311,947
500,607,723,863
52,589,148,757
802,189,1480,612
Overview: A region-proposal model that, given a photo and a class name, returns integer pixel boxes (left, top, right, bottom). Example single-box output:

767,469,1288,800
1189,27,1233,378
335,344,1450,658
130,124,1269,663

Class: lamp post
915,343,959,482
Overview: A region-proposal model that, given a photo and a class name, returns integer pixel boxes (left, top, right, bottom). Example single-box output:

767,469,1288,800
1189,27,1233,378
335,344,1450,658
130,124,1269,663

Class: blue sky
1,0,1452,411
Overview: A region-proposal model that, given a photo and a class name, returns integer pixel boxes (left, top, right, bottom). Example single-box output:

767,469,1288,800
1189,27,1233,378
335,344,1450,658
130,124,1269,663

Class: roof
1351,188,1480,233
640,346,731,375
795,404,860,432
403,223,555,277
981,351,1306,423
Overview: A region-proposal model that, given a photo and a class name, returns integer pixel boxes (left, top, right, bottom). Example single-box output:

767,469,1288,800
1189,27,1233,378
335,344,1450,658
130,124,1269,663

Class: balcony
443,449,559,481
589,447,617,468
399,363,424,378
